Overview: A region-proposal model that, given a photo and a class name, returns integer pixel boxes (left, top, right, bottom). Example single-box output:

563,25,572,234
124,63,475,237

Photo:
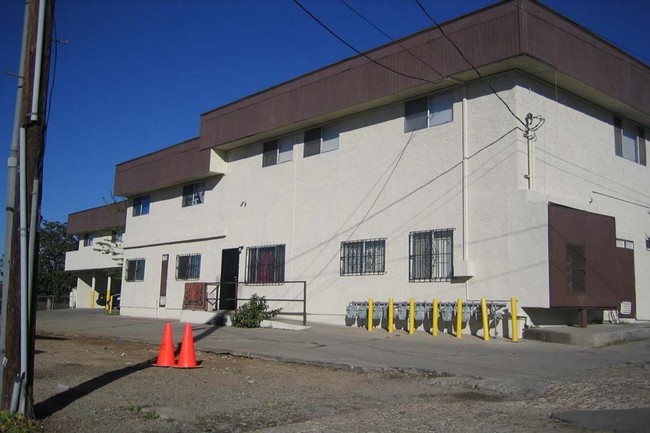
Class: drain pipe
29,0,47,122
28,180,40,318
0,0,31,409
462,86,469,299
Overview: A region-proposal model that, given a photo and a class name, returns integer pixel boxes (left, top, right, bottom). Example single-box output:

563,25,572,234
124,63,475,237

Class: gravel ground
33,335,650,433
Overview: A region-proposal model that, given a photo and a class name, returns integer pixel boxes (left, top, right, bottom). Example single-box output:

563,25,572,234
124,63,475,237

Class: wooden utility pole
1,0,54,416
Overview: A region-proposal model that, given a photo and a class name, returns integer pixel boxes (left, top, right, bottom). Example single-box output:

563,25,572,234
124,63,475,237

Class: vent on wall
620,301,632,315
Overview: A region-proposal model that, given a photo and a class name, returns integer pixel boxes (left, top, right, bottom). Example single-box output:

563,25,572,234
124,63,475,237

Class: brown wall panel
67,202,126,235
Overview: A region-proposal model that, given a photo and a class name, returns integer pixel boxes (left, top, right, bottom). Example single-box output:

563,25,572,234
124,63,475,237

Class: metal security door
219,248,240,310
159,254,168,307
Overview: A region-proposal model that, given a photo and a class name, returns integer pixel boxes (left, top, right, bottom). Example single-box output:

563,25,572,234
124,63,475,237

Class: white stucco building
70,0,649,331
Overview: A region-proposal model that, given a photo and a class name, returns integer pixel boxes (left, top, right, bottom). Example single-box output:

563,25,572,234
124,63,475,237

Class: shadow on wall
524,307,605,326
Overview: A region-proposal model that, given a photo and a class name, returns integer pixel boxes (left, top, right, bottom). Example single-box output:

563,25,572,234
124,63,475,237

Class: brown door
159,254,168,307
219,248,240,310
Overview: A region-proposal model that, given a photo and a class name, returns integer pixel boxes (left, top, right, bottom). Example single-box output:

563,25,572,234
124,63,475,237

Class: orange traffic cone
175,323,199,368
153,322,176,367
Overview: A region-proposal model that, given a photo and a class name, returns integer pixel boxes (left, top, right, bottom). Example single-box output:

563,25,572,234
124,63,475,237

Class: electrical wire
291,0,434,84
337,0,446,80
44,15,58,139
413,0,526,128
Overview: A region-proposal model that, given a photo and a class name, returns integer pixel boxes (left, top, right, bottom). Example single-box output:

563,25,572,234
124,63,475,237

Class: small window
111,231,124,243
304,124,339,158
616,239,634,250
125,258,146,282
83,233,94,247
409,229,454,281
646,238,650,251
133,195,150,216
340,238,386,276
614,116,647,165
176,254,201,280
182,182,205,207
404,91,453,132
246,244,285,284
263,135,294,167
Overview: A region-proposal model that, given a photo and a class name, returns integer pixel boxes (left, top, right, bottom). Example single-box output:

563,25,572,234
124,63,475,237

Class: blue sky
0,0,648,250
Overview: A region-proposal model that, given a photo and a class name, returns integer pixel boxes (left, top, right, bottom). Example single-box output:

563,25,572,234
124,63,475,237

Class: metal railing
36,295,72,311
205,280,308,325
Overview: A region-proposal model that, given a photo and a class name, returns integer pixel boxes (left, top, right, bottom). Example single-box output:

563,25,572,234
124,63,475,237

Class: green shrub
0,411,37,433
231,294,281,328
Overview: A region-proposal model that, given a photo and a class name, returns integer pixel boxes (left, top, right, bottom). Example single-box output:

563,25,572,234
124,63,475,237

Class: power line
413,0,526,127
291,0,435,84
337,0,446,80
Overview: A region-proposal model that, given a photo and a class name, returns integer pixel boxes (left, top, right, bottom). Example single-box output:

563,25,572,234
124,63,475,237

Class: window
111,230,123,243
133,195,150,216
409,229,454,281
616,239,634,250
182,182,205,207
263,135,294,167
125,258,146,282
340,238,386,276
304,124,339,157
646,238,650,251
566,243,585,293
404,91,453,132
83,233,94,247
614,116,647,165
246,244,285,284
176,254,201,280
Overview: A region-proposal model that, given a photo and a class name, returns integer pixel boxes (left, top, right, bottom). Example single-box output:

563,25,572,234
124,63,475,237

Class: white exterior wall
120,71,649,324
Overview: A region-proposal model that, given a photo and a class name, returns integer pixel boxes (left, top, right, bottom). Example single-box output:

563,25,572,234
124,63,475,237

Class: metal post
367,297,373,332
456,298,463,339
302,281,306,326
511,297,519,342
387,298,394,333
480,298,490,341
408,298,415,334
105,277,112,311
90,276,96,309
432,298,439,337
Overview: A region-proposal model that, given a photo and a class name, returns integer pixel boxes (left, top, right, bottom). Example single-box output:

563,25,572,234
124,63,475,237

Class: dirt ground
32,334,649,433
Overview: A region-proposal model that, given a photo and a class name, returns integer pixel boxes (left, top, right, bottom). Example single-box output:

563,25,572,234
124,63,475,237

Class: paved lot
36,309,650,398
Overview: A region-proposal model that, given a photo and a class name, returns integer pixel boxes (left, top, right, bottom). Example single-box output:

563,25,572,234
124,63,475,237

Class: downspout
27,180,39,319
525,113,534,190
462,86,469,300
0,0,31,408
29,0,47,122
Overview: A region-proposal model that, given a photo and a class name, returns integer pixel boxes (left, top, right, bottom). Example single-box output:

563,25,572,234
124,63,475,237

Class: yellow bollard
367,297,373,332
409,297,415,334
388,298,394,333
432,298,439,336
109,296,113,315
456,298,463,339
106,286,111,310
481,298,490,341
90,290,95,309
511,297,519,342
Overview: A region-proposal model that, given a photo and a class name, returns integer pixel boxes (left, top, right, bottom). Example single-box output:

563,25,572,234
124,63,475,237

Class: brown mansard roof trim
67,202,127,236
198,0,648,150
114,0,649,197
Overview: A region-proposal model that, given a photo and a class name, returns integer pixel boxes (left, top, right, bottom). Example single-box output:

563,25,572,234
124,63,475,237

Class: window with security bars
409,229,454,281
246,244,285,284
125,258,145,282
176,254,201,280
340,238,386,276
182,183,205,207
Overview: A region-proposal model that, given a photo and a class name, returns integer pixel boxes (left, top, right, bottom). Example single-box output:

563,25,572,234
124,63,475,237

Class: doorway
220,248,240,310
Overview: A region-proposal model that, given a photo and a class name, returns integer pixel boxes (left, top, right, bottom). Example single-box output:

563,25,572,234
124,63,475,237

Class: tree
37,220,77,297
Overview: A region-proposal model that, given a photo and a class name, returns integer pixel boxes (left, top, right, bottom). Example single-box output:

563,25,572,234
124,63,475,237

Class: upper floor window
83,233,94,247
176,254,201,280
246,244,285,284
133,195,150,217
182,182,205,207
304,124,339,158
111,230,124,243
263,135,294,167
340,238,386,276
614,116,647,166
125,258,146,282
404,91,453,133
409,228,454,281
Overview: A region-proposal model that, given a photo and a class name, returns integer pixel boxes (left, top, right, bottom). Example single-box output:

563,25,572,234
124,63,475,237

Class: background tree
37,220,77,297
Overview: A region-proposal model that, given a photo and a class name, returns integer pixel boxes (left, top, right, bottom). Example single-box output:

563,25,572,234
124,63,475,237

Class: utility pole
0,0,54,416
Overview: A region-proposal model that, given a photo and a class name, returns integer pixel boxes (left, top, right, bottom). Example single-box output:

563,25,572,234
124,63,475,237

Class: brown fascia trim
198,0,649,150
114,137,214,197
67,202,127,236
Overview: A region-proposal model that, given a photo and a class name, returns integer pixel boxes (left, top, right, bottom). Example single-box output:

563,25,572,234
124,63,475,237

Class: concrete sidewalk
36,309,650,398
